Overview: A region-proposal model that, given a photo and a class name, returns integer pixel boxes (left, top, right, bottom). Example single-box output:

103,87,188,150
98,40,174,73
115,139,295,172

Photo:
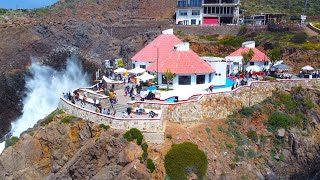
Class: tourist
112,110,116,117
107,108,110,115
209,85,213,93
96,106,100,113
71,97,75,104
148,110,156,118
129,87,134,97
102,108,106,114
93,97,97,107
110,99,114,109
138,103,144,115
231,70,235,78
122,111,128,118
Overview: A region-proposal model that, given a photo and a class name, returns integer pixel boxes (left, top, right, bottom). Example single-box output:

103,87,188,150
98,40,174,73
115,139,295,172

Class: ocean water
0,0,59,9
0,56,89,154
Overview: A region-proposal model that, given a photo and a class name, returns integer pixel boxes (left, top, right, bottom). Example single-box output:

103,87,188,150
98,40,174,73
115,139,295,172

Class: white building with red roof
226,41,270,74
132,29,221,90
132,29,182,70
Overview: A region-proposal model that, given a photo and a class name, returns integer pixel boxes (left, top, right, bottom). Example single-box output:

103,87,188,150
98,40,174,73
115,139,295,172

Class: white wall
244,61,270,72
132,61,152,69
211,62,227,86
176,8,202,25
225,56,243,74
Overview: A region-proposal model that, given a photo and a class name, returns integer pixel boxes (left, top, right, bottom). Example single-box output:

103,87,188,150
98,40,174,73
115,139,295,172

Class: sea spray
0,56,90,154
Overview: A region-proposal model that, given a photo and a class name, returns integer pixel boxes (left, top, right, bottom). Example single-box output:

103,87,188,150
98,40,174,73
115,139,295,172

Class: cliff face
0,115,150,179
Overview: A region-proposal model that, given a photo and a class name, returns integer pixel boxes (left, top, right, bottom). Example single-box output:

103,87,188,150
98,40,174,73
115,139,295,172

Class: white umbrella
128,67,146,74
114,67,127,73
246,65,260,72
301,65,314,71
136,72,155,81
103,76,113,83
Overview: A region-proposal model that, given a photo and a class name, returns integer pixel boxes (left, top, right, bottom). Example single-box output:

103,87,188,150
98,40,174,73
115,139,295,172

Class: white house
176,0,202,25
147,42,216,90
226,41,270,74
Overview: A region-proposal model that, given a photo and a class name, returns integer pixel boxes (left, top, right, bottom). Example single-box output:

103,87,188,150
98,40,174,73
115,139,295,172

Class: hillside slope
241,0,320,16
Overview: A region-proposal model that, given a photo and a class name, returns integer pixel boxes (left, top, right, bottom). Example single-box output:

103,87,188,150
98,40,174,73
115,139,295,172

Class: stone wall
129,79,320,123
58,98,165,143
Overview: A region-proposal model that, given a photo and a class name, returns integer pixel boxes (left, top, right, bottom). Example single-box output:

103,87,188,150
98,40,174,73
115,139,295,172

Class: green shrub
233,156,240,162
205,127,211,134
99,124,110,131
268,111,291,129
217,126,224,132
199,35,218,41
247,130,258,143
278,93,296,112
123,128,144,145
141,143,148,152
263,76,276,81
290,32,307,44
165,142,208,180
241,175,249,180
247,149,256,159
260,134,267,145
5,136,19,148
304,99,315,109
218,35,246,47
240,107,255,117
177,30,185,36
142,151,149,161
43,109,64,124
235,146,245,158
166,134,172,140
279,154,286,161
147,159,156,173
60,115,77,124
226,143,233,150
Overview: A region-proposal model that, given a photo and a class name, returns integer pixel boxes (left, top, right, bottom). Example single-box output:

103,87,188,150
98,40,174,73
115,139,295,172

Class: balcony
177,0,202,8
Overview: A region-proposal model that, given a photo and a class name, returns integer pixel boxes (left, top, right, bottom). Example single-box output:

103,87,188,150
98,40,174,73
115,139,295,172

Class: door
203,17,218,25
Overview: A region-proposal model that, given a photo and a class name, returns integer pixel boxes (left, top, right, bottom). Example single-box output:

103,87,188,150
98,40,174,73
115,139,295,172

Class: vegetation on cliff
165,142,208,179
241,0,320,16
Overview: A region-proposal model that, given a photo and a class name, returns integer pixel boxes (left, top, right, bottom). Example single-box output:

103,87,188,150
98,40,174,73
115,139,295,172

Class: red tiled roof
131,34,183,62
147,49,214,74
229,48,270,62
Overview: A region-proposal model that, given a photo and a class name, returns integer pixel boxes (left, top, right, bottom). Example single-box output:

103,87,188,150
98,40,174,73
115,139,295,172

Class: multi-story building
176,0,240,25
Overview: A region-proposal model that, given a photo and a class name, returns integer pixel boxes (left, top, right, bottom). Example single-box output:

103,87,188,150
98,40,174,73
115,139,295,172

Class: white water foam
0,56,90,154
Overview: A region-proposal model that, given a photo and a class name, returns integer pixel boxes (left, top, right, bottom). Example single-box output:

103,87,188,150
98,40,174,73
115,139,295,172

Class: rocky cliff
0,113,151,179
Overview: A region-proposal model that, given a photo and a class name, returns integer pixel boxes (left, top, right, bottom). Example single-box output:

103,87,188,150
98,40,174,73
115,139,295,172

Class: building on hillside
132,29,223,90
147,42,215,90
176,0,241,25
226,41,270,74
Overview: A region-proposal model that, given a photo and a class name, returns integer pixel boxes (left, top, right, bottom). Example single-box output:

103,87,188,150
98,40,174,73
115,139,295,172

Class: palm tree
164,69,175,90
241,48,254,74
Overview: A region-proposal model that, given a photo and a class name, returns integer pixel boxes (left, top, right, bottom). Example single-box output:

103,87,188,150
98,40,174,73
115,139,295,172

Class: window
196,75,206,84
178,75,191,85
140,65,146,69
133,64,135,69
177,0,187,7
162,75,167,84
179,10,188,16
192,10,200,16
190,0,202,7
191,19,196,25
208,73,212,83
250,62,254,66
264,61,269,65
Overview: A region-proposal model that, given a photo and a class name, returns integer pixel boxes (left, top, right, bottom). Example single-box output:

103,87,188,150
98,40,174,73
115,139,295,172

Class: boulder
117,143,142,166
114,159,151,180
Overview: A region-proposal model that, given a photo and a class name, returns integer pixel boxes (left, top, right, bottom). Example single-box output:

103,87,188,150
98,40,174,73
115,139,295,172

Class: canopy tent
114,68,128,73
246,65,260,72
102,76,113,83
128,67,146,74
135,72,155,81
271,64,291,70
301,65,314,71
